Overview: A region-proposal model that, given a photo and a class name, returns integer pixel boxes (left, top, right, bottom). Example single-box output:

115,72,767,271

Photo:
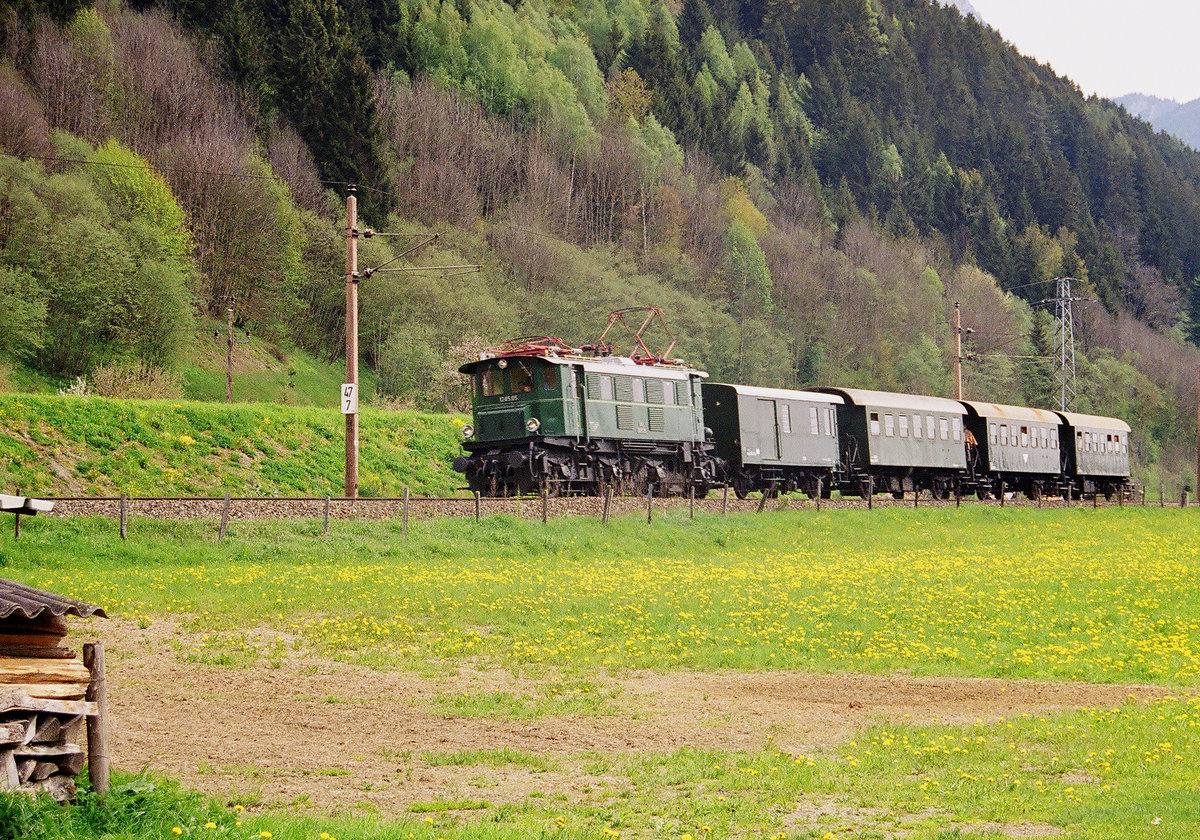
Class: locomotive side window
542,366,558,391
632,378,645,403
870,412,881,435
662,381,675,405
952,418,962,442
481,367,504,397
898,414,909,438
675,381,689,406
884,414,895,437
600,375,614,401
939,418,949,441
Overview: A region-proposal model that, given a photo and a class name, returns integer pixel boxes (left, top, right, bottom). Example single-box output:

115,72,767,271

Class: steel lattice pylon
1051,276,1079,412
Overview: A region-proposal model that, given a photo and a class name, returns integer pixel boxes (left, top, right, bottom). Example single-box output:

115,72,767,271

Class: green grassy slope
0,394,462,496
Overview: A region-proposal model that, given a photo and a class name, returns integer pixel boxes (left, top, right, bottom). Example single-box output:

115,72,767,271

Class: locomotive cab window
481,366,504,397
870,412,881,435
542,366,558,391
511,363,534,394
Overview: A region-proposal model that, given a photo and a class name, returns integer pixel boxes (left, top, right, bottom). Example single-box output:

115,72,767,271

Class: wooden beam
0,690,98,716
0,656,92,684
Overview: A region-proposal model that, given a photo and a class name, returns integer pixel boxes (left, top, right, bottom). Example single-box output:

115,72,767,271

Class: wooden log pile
0,613,98,802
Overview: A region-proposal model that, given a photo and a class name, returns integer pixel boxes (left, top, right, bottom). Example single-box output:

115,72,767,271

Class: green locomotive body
454,345,715,496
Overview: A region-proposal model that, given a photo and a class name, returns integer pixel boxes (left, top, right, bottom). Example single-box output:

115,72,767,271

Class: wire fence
30,484,1191,542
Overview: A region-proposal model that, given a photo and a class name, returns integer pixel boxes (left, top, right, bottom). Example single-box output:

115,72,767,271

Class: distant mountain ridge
1117,93,1200,150
942,0,982,19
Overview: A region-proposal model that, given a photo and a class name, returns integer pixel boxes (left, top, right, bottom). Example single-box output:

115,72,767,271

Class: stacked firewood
0,613,96,802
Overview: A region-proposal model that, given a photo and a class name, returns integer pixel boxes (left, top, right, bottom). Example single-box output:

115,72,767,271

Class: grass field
0,394,461,497
2,507,1198,839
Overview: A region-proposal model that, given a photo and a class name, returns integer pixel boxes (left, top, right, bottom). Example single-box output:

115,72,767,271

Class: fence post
323,496,331,535
867,476,874,510
1181,489,1189,508
1093,489,1098,509
474,490,481,522
721,485,728,515
84,642,110,795
1119,486,1124,507
1142,487,1146,506
218,493,231,542
396,488,407,536
541,483,548,524
647,484,654,524
119,493,128,540
913,488,919,509
1160,481,1164,508
999,480,1005,507
689,486,695,519
1066,484,1072,506
602,485,612,525
955,485,961,508
816,478,822,512
757,490,768,513
12,511,18,540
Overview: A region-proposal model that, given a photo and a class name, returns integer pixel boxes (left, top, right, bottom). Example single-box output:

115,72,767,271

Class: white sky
968,0,1200,103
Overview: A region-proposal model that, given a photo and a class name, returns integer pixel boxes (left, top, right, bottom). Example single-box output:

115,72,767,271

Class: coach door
757,399,780,461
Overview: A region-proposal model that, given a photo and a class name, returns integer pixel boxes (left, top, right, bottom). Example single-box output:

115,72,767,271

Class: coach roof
959,401,1061,424
805,387,965,415
708,383,843,404
1054,411,1131,433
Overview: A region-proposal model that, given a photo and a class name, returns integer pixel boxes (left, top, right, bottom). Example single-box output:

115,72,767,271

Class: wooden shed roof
0,578,106,621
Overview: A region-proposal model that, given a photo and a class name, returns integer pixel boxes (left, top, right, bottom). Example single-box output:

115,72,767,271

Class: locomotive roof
804,387,965,415
461,353,705,379
959,401,1061,424
1054,411,1131,433
707,382,843,404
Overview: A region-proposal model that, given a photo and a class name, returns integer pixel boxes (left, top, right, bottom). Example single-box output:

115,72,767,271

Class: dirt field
94,619,1164,815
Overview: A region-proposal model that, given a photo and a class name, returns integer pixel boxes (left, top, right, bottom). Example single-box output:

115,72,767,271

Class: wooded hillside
0,0,1197,489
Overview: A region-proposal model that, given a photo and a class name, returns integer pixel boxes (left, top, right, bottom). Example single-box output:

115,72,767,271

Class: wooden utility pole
345,188,359,499
225,307,234,404
83,643,110,795
953,303,963,401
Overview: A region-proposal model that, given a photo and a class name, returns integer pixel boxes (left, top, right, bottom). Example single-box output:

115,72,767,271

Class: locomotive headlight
461,424,474,439
525,417,541,432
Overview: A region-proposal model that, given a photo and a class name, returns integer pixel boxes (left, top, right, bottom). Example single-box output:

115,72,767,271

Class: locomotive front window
510,363,534,394
542,366,558,391
481,367,504,397
870,412,881,435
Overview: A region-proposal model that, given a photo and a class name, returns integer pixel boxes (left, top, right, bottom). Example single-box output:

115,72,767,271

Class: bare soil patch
86,619,1164,816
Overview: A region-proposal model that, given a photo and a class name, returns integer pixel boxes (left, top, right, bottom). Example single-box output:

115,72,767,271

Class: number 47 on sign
341,383,358,414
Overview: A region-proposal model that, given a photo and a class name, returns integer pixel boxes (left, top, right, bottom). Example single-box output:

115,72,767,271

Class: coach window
999,424,1008,446
801,405,814,435
780,404,792,434
884,414,895,437
989,424,998,445
926,415,936,439
599,375,614,401
912,416,922,439
952,418,962,442
1051,429,1058,449
938,417,949,440
481,366,504,397
827,408,836,436
1040,428,1048,449
542,366,558,391
870,412,881,435
898,414,909,438
1020,426,1029,447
